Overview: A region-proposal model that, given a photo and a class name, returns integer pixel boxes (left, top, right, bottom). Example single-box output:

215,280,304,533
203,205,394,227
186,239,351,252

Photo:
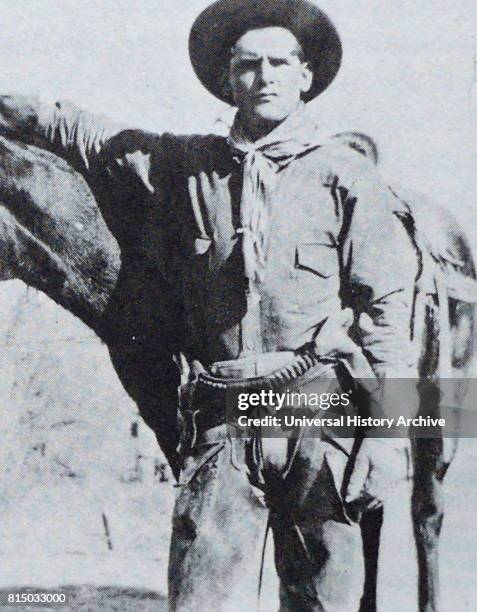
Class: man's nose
256,58,275,86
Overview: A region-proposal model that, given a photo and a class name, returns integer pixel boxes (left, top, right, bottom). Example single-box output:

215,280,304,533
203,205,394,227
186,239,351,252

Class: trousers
168,356,367,611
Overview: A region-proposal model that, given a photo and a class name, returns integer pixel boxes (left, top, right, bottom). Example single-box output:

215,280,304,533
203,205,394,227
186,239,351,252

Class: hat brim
189,0,342,105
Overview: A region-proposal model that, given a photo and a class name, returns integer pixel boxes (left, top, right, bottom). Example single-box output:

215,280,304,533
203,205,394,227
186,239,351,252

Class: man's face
229,27,313,127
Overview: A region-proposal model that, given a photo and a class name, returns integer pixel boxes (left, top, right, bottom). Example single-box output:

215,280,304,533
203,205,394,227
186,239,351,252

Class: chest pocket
294,243,340,311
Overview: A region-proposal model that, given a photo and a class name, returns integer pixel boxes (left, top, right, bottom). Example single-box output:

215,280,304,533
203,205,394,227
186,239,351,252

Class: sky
0,0,476,234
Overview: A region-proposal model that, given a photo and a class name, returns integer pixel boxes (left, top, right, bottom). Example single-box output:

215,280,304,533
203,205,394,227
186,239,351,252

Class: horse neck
0,136,121,336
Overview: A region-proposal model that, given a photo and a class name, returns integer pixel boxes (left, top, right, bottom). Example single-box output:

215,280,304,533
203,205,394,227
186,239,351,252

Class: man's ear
222,69,235,103
300,63,313,94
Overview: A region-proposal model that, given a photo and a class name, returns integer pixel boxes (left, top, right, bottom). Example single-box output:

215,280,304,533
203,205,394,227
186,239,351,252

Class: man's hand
345,437,411,514
315,307,362,357
103,130,155,194
314,308,377,388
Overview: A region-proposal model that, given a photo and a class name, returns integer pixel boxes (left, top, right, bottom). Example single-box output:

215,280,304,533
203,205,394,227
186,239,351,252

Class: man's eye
269,58,289,67
235,60,258,71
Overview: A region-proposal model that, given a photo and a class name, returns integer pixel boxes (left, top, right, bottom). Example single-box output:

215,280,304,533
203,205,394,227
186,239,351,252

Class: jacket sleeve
336,162,421,423
338,163,420,380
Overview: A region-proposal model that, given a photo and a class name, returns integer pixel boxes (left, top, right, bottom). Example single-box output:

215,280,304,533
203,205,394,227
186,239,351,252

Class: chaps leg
271,443,364,612
169,434,267,612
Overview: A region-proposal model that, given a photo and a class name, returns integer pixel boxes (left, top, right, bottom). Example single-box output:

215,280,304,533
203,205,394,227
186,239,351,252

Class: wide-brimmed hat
189,0,342,105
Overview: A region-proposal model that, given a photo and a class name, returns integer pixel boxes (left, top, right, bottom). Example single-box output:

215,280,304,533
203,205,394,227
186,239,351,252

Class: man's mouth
254,92,277,101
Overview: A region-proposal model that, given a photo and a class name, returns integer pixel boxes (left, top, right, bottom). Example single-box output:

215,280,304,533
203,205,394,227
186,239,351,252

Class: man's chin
250,106,290,127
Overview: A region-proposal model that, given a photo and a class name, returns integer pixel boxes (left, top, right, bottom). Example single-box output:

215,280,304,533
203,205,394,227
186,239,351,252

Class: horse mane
0,135,121,334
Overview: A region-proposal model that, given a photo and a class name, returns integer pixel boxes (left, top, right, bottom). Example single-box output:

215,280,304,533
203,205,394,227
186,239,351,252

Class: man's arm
335,160,420,510
340,171,419,381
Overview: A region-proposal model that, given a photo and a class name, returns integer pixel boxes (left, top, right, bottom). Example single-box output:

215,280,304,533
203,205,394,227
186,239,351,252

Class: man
0,1,420,609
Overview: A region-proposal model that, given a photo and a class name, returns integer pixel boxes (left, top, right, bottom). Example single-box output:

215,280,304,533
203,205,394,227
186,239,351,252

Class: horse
0,121,475,611
0,123,185,474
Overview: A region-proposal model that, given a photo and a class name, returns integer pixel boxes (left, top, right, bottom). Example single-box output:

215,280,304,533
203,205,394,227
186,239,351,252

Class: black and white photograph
0,1,476,610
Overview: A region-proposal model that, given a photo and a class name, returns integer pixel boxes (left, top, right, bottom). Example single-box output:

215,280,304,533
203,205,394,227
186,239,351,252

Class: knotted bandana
228,104,324,283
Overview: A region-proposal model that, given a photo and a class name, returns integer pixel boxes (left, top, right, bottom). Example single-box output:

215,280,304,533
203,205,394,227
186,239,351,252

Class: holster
178,346,331,453
177,348,353,509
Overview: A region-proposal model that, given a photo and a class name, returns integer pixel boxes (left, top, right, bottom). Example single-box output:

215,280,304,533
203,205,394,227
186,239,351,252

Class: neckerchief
228,104,323,282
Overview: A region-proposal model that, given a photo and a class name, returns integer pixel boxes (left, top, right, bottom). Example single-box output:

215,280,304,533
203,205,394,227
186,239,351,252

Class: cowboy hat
189,0,342,105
